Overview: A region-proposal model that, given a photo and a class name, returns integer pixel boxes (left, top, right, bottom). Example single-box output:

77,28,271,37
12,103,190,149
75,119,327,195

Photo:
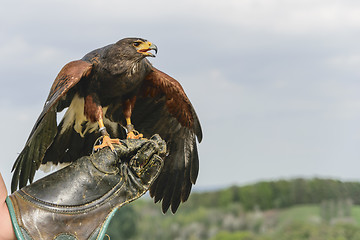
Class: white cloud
3,0,360,37
326,54,360,70
0,37,63,66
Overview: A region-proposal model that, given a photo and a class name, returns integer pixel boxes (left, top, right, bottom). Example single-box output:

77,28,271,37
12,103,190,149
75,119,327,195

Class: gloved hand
6,134,165,240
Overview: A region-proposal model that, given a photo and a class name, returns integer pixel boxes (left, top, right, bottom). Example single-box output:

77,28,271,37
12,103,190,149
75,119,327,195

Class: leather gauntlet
6,135,165,240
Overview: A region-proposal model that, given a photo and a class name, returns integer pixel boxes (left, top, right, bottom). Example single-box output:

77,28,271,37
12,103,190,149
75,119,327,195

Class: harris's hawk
11,38,202,214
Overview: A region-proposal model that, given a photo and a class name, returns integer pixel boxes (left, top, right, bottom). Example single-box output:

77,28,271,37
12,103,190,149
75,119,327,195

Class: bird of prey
11,38,202,213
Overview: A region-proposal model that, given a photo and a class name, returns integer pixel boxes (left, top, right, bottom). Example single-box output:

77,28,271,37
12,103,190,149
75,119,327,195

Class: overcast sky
1,0,360,192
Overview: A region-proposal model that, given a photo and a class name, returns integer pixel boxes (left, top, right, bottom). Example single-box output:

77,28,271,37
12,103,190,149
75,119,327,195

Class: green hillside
106,178,360,239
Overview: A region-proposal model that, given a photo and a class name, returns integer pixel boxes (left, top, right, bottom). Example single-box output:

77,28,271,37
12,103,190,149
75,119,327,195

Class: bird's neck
126,58,152,78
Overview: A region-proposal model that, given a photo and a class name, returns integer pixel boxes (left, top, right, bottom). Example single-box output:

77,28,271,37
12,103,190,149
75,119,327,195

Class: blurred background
1,0,360,239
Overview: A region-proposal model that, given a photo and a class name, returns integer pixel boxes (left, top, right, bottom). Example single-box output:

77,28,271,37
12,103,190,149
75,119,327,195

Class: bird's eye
133,42,141,47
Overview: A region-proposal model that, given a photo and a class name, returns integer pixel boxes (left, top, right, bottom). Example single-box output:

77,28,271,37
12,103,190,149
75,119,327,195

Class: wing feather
11,60,93,192
127,67,202,213
143,68,202,140
34,60,92,133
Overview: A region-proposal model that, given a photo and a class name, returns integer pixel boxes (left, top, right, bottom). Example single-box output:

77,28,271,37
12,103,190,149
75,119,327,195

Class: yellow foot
127,131,143,139
94,135,121,151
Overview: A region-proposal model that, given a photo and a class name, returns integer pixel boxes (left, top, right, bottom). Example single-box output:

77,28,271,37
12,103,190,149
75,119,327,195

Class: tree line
106,178,360,239
187,178,360,211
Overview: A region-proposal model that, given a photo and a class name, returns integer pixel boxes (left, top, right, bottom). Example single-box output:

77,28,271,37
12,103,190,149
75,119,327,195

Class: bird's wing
37,60,93,127
107,67,202,213
11,60,93,192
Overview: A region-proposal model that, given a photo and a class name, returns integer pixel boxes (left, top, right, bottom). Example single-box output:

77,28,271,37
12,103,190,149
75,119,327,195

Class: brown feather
143,67,194,128
36,60,93,127
48,60,92,102
84,95,103,122
123,96,137,119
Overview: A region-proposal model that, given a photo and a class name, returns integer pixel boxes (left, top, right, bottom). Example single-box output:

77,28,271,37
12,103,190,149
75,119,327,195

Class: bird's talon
93,135,120,152
127,131,143,139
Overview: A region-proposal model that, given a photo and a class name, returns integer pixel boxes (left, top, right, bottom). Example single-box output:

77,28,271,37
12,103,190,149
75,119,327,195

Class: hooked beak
136,41,158,57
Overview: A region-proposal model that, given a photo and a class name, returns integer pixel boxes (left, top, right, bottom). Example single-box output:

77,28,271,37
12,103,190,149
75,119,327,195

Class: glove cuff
6,196,23,240
6,195,123,240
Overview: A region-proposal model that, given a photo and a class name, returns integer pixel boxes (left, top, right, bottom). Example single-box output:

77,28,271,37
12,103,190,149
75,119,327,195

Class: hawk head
112,38,158,60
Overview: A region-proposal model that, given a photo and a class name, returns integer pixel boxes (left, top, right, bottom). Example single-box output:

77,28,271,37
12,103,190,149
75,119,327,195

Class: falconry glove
6,135,165,240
